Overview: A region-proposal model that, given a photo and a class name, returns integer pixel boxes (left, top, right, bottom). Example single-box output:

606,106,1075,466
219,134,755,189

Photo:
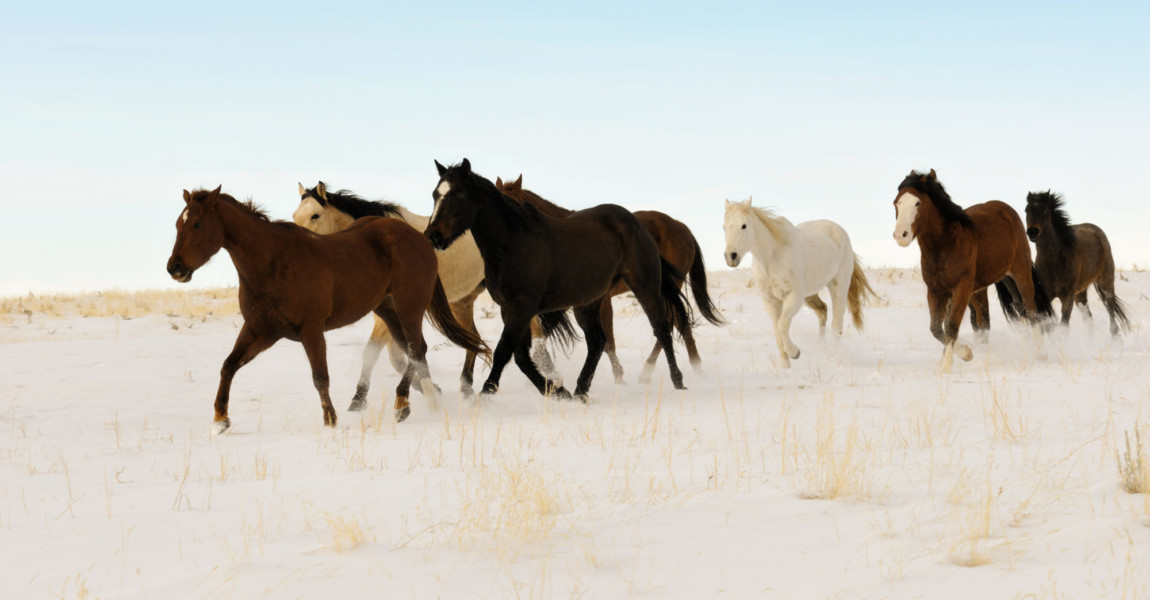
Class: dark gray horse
1025,191,1130,335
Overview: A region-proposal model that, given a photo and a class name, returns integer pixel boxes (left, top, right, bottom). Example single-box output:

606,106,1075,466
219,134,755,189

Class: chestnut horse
495,174,724,383
892,170,1053,371
166,186,487,432
426,159,691,401
1025,190,1130,334
293,182,488,399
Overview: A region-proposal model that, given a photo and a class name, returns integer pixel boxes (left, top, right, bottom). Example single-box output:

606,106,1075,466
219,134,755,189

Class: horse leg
450,288,483,398
630,280,685,391
761,294,789,367
828,281,848,338
212,323,277,434
805,295,828,338
679,310,703,370
1058,293,1075,327
481,312,535,397
968,289,990,345
571,303,608,401
512,334,571,399
775,291,804,367
939,283,974,373
395,307,439,422
351,317,394,409
299,325,338,428
600,296,627,383
1075,290,1093,323
528,316,558,381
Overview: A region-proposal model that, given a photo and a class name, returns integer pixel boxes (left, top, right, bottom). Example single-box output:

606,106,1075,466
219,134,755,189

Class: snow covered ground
2,267,1149,599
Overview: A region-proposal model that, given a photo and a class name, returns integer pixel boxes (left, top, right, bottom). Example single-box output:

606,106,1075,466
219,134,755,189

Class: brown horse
892,170,1053,371
495,175,724,383
166,186,487,432
1025,190,1130,334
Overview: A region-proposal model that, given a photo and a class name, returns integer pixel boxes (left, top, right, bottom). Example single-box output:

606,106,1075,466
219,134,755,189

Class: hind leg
631,281,685,390
600,297,627,383
968,289,990,345
528,316,560,381
450,287,483,398
1075,291,1093,323
351,317,403,408
806,295,828,338
369,304,416,419
827,281,848,338
513,334,570,398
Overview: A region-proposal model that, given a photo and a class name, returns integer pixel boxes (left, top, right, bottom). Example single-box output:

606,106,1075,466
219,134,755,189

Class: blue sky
2,1,1148,294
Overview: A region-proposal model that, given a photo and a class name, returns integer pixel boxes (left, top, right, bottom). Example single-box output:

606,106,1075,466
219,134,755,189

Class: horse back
964,200,1031,286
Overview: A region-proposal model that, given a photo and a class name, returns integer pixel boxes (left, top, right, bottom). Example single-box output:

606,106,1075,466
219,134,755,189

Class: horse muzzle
1026,227,1040,242
725,251,742,268
893,229,915,247
167,259,193,283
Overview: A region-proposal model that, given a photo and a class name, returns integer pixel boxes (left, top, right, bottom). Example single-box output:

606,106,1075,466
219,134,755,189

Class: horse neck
396,205,429,230
1035,220,1073,257
519,192,572,218
217,200,279,277
912,199,956,250
468,192,525,263
750,213,788,256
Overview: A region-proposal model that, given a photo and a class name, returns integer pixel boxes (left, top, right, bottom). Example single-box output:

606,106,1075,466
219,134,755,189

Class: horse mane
1028,190,1077,248
309,183,403,220
898,171,974,227
189,188,280,223
455,166,538,231
741,204,795,245
508,184,574,218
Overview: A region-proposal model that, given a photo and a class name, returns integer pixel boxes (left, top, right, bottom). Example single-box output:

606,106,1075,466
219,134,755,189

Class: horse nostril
901,231,908,238
729,252,737,262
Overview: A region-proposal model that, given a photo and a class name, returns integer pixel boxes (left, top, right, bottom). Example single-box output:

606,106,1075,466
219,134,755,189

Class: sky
2,1,1148,294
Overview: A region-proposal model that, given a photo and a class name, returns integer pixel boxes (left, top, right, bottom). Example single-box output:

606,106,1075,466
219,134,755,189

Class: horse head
1024,190,1058,243
295,181,353,234
892,169,936,247
722,198,756,267
167,186,226,282
426,158,479,251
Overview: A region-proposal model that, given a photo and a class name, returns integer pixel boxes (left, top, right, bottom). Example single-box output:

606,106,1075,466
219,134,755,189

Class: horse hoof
959,345,973,362
553,386,572,400
574,393,590,404
395,405,411,423
789,348,801,359
614,377,627,385
211,419,231,435
348,398,367,412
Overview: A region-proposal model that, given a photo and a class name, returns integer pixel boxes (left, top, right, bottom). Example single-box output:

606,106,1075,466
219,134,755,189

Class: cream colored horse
723,199,874,368
294,182,487,400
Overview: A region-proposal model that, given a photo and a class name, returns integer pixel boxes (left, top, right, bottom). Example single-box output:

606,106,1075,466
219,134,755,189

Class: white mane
731,202,796,246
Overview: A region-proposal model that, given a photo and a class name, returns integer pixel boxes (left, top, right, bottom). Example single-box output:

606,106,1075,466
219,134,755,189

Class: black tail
994,278,1024,322
686,236,725,327
427,277,491,363
1031,266,1055,319
538,310,580,353
1096,284,1132,333
660,258,693,337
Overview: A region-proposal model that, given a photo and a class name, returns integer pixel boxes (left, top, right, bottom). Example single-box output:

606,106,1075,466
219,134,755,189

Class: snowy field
2,267,1149,599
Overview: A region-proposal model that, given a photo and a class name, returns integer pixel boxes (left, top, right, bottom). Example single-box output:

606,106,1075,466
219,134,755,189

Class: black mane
1028,190,1077,248
898,170,974,227
191,189,282,223
451,165,538,231
306,183,403,219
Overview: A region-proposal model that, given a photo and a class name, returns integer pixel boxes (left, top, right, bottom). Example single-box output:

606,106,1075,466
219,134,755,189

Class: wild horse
166,186,487,431
1025,190,1129,334
892,169,1053,371
293,182,488,400
425,159,691,401
495,174,724,383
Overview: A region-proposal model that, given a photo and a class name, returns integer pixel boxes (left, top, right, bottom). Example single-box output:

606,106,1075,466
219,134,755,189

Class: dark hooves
348,398,367,412
574,393,590,404
395,405,411,423
553,386,572,400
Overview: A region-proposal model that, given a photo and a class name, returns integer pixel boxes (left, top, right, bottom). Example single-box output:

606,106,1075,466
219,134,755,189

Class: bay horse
293,182,488,399
722,199,875,368
166,186,487,432
892,169,1053,371
1025,190,1130,334
494,174,724,383
425,159,692,401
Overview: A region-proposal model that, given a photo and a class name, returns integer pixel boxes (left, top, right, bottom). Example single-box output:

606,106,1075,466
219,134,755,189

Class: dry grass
799,392,876,500
1116,426,1149,494
0,286,239,323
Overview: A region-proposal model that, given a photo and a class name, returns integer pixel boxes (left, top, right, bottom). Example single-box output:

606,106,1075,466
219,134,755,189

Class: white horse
294,182,488,400
722,199,874,367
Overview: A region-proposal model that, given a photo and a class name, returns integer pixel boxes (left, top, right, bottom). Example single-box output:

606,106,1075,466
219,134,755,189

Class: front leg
939,282,975,373
775,291,805,364
300,325,337,427
213,323,277,434
968,288,990,345
480,313,534,397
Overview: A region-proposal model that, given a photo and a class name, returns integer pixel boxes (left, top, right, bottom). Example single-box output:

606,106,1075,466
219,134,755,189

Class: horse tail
1030,266,1055,319
847,257,876,331
660,258,694,336
426,277,490,363
1096,284,1132,333
538,310,580,353
994,279,1024,322
686,235,725,327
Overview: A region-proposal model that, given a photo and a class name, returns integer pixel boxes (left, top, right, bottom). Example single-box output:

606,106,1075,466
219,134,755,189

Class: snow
2,267,1149,599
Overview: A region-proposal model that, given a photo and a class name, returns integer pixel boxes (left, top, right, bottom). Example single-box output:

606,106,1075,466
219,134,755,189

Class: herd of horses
165,162,1130,433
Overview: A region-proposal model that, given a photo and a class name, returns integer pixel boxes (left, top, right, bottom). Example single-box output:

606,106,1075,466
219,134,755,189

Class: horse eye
915,201,920,207
310,214,320,220
741,224,747,230
193,222,202,229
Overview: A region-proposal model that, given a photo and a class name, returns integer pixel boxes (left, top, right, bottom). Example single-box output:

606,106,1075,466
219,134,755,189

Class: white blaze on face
893,192,919,247
722,208,749,267
430,180,451,223
180,208,189,225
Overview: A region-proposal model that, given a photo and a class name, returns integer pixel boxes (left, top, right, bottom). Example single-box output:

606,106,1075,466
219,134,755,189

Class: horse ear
461,158,471,172
182,189,191,204
435,160,447,176
204,185,222,205
298,182,305,197
514,174,522,187
496,176,503,187
928,169,937,181
316,181,327,200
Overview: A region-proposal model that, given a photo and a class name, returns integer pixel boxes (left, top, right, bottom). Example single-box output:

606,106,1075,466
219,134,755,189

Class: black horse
1025,190,1130,335
424,159,691,401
